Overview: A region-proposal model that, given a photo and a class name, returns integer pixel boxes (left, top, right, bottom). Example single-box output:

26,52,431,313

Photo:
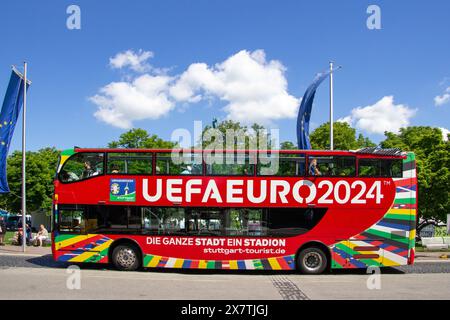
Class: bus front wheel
297,247,328,275
111,245,141,271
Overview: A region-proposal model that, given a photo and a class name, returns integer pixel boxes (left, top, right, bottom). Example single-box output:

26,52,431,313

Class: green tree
200,120,275,150
310,122,376,150
0,147,59,214
381,127,450,235
280,141,297,150
109,128,176,149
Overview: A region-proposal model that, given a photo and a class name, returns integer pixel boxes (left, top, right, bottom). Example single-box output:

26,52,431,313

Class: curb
0,252,45,258
414,259,450,263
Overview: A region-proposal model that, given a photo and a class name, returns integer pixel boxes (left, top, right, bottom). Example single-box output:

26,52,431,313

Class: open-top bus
52,147,417,274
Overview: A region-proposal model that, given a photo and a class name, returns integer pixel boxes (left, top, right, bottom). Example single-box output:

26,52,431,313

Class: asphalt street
0,254,449,300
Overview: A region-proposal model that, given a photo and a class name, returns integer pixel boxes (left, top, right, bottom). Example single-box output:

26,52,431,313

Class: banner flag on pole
297,67,340,150
0,67,30,193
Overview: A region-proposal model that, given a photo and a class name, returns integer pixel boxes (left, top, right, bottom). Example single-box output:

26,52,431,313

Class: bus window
258,154,305,176
59,153,104,183
107,153,152,175
359,158,403,177
257,153,277,175
206,153,255,176
226,208,267,236
389,159,402,178
267,208,327,236
280,155,306,176
84,206,143,232
127,206,142,229
308,156,356,177
186,208,224,236
156,152,203,175
358,159,378,176
142,207,185,235
59,207,85,233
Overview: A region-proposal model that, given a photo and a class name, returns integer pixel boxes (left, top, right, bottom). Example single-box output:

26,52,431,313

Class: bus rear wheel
112,245,141,271
297,247,328,275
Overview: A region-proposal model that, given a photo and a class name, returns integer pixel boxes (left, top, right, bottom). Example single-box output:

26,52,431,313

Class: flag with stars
296,67,339,150
0,67,30,193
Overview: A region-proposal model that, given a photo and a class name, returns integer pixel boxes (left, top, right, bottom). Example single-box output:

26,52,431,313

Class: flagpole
329,61,334,151
21,62,27,252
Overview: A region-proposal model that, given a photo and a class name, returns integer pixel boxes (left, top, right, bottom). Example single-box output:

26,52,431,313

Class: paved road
0,254,449,300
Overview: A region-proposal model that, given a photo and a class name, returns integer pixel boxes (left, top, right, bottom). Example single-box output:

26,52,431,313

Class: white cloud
90,74,174,129
439,127,449,141
92,49,300,128
169,49,300,124
341,96,417,135
109,49,154,73
434,87,450,106
337,116,352,125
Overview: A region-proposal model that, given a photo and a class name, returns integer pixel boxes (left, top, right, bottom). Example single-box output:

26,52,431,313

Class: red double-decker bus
52,147,417,274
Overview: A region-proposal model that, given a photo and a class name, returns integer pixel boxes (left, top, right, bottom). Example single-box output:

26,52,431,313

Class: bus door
54,206,94,252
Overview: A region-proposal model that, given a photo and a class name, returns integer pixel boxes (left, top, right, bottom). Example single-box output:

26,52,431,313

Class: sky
0,0,449,152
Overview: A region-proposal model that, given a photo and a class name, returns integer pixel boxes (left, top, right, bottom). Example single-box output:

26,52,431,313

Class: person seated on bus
60,170,70,181
187,220,196,233
181,165,192,175
110,164,120,174
309,158,321,176
72,219,82,232
60,169,78,182
81,161,95,179
326,165,335,176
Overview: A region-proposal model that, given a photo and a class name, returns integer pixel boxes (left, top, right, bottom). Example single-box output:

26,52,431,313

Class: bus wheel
297,247,327,275
112,245,141,271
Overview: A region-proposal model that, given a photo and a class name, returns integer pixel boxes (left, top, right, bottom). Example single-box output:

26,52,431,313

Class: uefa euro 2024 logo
110,179,136,202
111,183,120,195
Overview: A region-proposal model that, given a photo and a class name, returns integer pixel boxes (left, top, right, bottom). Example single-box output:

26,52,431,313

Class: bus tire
111,244,141,271
297,246,327,275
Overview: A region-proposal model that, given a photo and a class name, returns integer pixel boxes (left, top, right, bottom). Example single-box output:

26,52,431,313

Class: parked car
6,215,32,231
0,210,8,220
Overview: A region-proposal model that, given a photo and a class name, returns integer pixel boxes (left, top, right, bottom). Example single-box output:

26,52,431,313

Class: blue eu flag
296,67,339,150
0,67,30,193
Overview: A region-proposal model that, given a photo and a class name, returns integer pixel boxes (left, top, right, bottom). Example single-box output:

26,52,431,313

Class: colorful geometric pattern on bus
54,233,297,270
57,149,75,172
53,152,417,271
143,254,296,270
54,234,111,263
331,152,417,269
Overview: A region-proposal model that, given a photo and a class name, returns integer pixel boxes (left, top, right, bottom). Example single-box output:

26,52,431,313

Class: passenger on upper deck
60,170,78,182
81,161,96,179
110,164,120,174
309,158,321,176
181,165,192,175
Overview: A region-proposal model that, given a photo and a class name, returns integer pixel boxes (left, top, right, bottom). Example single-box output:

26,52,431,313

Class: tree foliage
381,127,450,229
200,120,274,150
310,122,376,150
0,123,446,236
108,128,176,149
0,148,60,214
280,141,297,150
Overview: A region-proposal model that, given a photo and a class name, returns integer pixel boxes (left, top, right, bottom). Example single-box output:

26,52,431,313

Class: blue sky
0,0,449,152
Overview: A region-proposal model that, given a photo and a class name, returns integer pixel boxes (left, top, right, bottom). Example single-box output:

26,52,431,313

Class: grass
4,231,16,245
2,230,51,247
